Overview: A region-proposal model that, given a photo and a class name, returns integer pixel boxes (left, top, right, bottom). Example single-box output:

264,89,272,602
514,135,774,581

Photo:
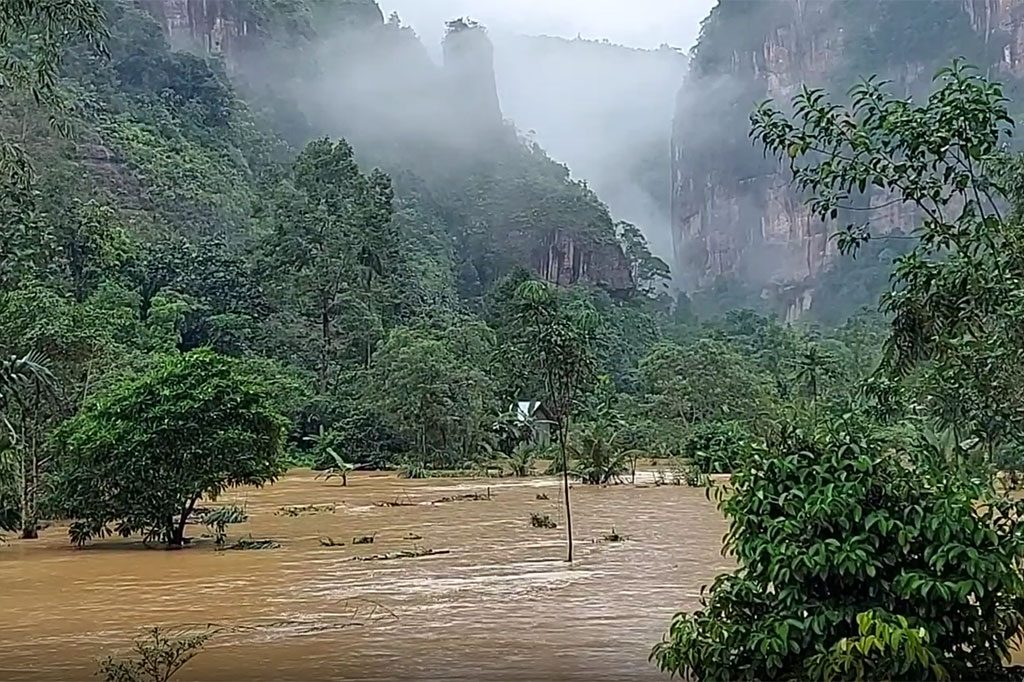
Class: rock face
141,0,382,65
535,231,634,293
140,0,634,293
672,0,1022,316
443,19,504,135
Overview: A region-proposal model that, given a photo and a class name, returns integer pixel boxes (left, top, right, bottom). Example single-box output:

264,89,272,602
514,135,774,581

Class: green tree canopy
639,339,778,426
53,349,286,547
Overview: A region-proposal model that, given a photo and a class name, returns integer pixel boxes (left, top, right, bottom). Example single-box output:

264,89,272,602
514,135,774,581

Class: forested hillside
0,0,679,538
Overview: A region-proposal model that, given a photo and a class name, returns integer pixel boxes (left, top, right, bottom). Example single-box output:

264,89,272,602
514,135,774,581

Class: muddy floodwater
0,470,728,681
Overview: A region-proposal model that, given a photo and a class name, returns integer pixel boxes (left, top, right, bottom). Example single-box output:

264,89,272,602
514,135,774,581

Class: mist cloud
377,0,715,51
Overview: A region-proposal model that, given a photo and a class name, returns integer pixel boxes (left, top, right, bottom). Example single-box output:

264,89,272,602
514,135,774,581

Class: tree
752,60,1024,453
53,350,286,547
639,339,778,426
0,0,108,182
0,351,55,537
652,418,1024,680
616,220,671,297
265,138,394,404
369,319,496,468
513,280,597,562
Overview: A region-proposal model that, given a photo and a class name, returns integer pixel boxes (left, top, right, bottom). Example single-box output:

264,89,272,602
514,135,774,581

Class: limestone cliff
673,0,1021,317
139,0,634,294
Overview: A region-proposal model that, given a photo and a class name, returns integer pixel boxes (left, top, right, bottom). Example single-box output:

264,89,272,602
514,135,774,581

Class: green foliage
264,137,395,399
639,339,778,426
683,421,751,475
199,504,248,546
568,420,629,485
0,0,108,182
753,60,1024,451
805,610,948,682
53,350,286,546
369,318,497,469
313,448,354,485
99,627,211,682
652,420,1024,680
314,412,407,470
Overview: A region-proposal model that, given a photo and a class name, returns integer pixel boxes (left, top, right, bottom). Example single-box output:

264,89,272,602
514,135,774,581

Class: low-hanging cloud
367,1,714,262
377,0,714,51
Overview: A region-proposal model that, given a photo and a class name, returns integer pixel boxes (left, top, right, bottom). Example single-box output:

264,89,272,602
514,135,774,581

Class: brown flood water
0,470,728,682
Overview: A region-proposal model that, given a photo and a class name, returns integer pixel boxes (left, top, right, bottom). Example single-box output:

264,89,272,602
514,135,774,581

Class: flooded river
0,470,728,681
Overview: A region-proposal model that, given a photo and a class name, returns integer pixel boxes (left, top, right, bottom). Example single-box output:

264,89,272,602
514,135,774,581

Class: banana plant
314,448,355,486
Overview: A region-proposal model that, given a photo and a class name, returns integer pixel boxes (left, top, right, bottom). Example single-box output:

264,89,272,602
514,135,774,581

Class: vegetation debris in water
352,534,376,545
224,536,280,551
353,548,451,562
530,513,558,529
373,497,418,508
600,528,627,543
536,493,550,500
431,489,492,504
275,504,337,516
318,536,344,547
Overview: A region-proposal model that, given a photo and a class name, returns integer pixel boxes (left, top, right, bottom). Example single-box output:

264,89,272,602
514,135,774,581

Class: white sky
377,0,716,51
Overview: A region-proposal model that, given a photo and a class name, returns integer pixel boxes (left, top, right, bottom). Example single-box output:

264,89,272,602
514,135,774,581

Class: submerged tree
53,350,286,547
513,280,597,562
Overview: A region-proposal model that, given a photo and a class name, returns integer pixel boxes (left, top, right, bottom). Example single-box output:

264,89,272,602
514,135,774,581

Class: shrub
652,420,1024,680
683,420,751,474
569,420,629,485
530,512,557,529
314,412,409,471
99,627,212,682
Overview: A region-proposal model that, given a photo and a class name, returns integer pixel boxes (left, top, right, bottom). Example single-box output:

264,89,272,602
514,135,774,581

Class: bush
652,420,1024,680
99,627,211,682
569,420,629,485
683,420,751,474
314,412,409,470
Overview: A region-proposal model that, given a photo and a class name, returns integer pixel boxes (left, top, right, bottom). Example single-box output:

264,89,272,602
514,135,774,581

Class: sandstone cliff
673,0,1024,318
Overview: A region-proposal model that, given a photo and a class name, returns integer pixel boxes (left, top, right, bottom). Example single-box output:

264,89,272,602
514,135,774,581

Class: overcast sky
377,0,716,51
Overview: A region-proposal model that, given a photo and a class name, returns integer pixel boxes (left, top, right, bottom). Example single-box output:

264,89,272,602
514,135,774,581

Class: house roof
512,400,544,422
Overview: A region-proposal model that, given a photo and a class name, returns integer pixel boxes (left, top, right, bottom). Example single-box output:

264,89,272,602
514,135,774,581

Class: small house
512,400,553,446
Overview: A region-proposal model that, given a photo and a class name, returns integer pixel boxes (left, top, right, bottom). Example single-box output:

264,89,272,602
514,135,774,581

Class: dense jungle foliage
652,60,1024,680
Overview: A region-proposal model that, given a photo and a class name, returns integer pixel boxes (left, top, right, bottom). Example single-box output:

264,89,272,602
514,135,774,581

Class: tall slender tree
513,280,597,562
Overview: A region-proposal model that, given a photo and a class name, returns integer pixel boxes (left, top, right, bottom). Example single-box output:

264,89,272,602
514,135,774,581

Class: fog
266,2,716,268
493,36,686,258
378,0,714,51
360,1,713,259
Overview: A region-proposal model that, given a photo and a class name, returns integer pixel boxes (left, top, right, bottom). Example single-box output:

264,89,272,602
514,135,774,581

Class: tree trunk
170,497,199,548
20,453,37,539
319,307,331,397
560,421,573,563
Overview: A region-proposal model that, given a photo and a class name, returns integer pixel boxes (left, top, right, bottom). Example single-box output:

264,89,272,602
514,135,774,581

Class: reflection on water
0,470,729,681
